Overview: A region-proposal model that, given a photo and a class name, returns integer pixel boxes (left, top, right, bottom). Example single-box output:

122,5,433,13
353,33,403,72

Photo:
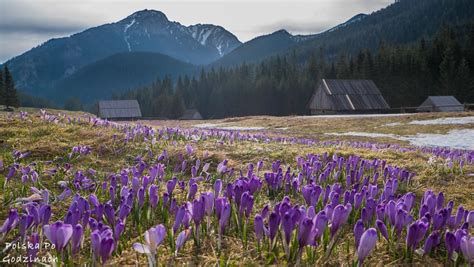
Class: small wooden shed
416,96,463,112
180,109,203,120
308,79,390,114
98,100,142,120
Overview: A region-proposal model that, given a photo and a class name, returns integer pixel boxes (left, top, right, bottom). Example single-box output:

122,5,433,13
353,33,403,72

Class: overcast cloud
0,0,393,63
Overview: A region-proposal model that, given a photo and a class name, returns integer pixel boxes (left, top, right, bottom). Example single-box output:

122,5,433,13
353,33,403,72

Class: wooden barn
98,100,142,120
180,109,203,120
416,96,464,112
307,79,390,114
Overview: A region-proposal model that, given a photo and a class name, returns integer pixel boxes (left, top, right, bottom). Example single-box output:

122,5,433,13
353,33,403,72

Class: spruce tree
169,89,185,119
439,45,457,95
3,65,19,110
454,58,472,102
0,70,4,106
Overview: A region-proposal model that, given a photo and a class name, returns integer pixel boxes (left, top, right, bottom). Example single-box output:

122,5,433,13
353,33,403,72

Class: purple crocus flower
18,214,34,238
269,212,281,243
43,221,73,252
406,220,428,250
282,212,295,245
27,233,40,260
239,192,254,219
175,229,191,255
298,218,314,248
149,185,158,209
219,201,231,234
357,228,378,265
460,236,474,263
167,178,177,195
91,228,115,264
202,192,215,216
133,224,166,259
254,214,266,242
261,205,270,219
445,231,457,260
104,202,115,226
354,219,364,249
467,211,474,230
114,220,125,241
72,224,84,255
313,211,328,240
423,231,440,255
119,204,132,220
330,203,352,237
188,183,198,201
192,198,205,227
376,219,389,242
137,187,145,208
185,144,194,155
248,176,262,195
214,179,222,197
455,206,465,227
173,205,186,234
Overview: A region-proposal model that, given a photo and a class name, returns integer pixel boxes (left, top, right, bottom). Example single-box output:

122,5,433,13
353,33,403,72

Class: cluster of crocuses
1,111,473,265
1,143,474,265
69,145,92,159
33,109,474,167
4,162,39,185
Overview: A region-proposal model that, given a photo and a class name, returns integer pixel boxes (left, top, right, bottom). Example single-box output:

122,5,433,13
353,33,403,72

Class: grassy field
0,109,473,266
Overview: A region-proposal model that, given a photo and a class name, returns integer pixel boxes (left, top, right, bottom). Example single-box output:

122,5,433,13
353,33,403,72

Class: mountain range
3,0,474,105
4,9,240,100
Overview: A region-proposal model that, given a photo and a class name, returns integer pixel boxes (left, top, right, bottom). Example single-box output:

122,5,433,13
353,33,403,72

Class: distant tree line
113,76,185,119
0,65,20,111
117,23,474,119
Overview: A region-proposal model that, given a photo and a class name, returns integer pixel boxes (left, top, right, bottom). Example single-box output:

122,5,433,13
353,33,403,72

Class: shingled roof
416,96,463,112
308,79,390,112
180,109,203,120
98,100,142,119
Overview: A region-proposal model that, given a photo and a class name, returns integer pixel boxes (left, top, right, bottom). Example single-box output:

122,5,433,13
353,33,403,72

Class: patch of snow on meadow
299,113,411,119
405,129,474,150
326,132,399,139
408,116,474,125
193,123,265,131
384,122,402,127
326,129,474,150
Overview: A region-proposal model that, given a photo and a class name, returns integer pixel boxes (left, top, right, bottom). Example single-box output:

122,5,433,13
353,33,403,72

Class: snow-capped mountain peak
117,10,241,57
188,24,241,56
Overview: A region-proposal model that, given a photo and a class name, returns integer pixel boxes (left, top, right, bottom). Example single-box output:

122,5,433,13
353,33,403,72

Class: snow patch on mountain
124,19,136,51
328,13,367,32
188,24,241,56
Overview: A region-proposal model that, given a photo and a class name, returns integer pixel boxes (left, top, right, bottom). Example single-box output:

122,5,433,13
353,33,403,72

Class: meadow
0,109,473,266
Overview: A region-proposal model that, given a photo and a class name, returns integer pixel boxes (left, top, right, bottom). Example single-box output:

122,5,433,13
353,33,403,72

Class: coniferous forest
116,24,474,119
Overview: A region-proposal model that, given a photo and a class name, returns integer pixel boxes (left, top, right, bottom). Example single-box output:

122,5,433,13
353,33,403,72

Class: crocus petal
133,243,151,254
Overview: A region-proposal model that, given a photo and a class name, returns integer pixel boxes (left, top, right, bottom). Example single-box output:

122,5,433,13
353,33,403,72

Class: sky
0,0,393,63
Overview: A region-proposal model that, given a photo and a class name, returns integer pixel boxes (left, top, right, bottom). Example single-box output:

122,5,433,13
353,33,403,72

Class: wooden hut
98,100,142,120
307,79,390,114
416,96,463,112
180,109,203,120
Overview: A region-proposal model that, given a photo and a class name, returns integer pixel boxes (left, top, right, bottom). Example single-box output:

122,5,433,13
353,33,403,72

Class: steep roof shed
416,96,463,112
98,100,142,119
308,79,390,113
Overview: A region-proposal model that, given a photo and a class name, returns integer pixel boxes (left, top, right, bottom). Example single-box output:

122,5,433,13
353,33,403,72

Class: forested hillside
290,0,474,61
53,52,196,104
117,23,474,118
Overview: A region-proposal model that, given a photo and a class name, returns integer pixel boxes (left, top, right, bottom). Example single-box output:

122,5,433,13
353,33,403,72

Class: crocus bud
357,228,378,265
354,219,364,249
